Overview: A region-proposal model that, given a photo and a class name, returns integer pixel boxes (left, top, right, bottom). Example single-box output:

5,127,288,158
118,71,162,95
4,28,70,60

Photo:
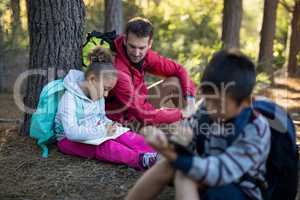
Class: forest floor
0,77,299,200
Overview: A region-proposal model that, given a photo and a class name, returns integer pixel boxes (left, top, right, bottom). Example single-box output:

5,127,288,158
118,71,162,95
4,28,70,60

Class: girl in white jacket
55,48,157,170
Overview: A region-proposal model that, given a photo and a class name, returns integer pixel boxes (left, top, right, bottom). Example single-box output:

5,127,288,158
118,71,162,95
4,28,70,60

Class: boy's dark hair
85,46,116,79
125,17,154,39
200,49,256,104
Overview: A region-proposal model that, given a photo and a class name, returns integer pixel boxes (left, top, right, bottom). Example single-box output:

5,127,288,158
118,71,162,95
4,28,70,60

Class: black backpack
252,98,298,200
82,30,118,69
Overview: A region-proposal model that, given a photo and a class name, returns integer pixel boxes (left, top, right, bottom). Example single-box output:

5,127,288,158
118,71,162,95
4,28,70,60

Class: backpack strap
253,98,297,150
226,107,254,145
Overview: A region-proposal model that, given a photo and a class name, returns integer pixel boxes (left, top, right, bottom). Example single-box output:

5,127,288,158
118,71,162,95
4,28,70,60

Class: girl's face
88,75,117,100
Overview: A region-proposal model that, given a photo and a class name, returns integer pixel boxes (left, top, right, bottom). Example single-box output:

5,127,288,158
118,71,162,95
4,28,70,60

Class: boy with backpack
126,49,272,200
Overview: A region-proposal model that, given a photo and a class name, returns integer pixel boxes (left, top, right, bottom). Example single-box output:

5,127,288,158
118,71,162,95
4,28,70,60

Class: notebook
81,126,130,145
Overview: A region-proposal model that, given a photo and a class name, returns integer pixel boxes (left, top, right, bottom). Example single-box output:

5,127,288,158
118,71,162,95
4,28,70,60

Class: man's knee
164,76,180,84
147,76,184,108
162,76,181,93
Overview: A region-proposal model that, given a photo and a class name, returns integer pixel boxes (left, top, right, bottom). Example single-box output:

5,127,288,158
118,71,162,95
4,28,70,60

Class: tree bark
221,0,243,49
104,0,123,34
257,0,279,80
0,10,4,92
21,0,85,135
287,0,300,77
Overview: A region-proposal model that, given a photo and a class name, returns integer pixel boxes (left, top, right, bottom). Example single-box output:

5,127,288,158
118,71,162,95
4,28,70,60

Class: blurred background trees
257,0,279,82
287,0,300,77
104,0,123,33
0,4,5,93
221,0,242,49
0,0,299,90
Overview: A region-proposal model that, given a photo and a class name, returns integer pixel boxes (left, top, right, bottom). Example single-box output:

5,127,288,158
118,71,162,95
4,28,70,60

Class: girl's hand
88,81,100,101
106,124,117,136
112,122,122,128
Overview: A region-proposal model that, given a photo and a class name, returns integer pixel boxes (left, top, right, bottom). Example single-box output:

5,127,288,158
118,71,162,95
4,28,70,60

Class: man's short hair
200,49,256,104
125,17,154,39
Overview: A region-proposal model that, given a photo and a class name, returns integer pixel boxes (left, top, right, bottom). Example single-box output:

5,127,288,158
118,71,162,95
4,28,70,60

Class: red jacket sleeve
111,70,182,125
145,50,196,97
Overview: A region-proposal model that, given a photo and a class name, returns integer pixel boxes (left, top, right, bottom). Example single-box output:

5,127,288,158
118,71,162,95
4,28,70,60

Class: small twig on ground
15,158,37,171
0,118,21,123
5,126,20,134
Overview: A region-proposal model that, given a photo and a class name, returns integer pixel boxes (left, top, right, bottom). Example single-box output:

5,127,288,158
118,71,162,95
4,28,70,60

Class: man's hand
140,126,178,161
181,96,196,118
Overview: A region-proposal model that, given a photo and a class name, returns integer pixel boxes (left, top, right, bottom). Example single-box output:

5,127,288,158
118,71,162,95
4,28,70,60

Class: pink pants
57,131,154,170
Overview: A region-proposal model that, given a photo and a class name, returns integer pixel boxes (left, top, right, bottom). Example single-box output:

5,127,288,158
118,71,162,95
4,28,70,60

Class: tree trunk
153,0,161,6
21,0,85,135
287,0,300,77
0,10,4,92
257,0,279,81
104,0,123,34
221,0,243,49
10,0,21,47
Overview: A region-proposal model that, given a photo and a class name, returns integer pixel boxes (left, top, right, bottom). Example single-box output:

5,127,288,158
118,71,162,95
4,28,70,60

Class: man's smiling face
124,32,152,64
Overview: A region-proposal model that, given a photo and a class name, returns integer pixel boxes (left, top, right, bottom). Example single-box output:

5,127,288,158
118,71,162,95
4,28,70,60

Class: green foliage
127,0,223,86
9,0,289,84
273,2,292,69
0,0,9,14
273,41,286,69
254,72,272,93
85,0,105,33
123,1,143,22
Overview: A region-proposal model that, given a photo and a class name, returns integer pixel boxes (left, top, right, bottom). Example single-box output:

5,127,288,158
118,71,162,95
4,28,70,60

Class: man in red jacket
105,17,196,127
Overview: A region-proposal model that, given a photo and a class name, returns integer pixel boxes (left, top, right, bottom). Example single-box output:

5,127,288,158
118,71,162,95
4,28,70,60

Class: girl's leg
115,131,154,153
95,139,142,169
57,138,96,159
174,171,200,200
126,159,175,200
